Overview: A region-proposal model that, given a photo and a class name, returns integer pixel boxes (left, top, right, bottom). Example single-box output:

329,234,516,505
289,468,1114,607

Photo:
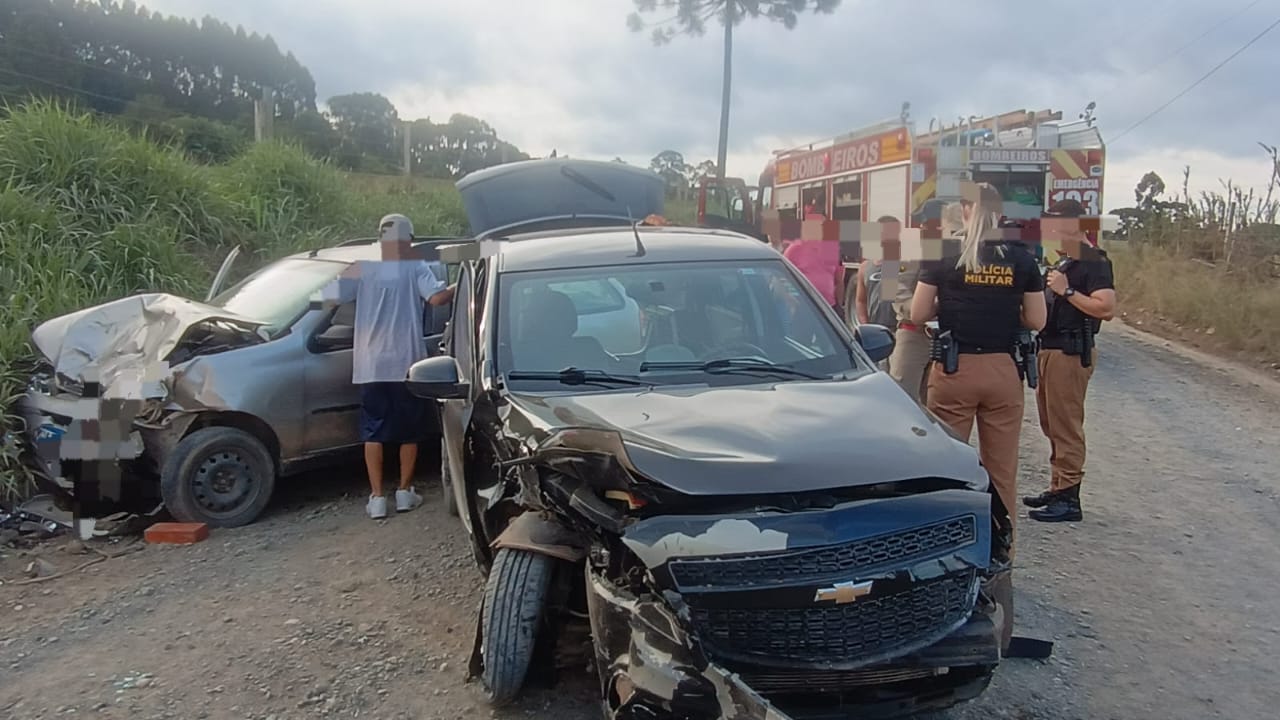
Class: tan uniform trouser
888,327,931,403
1035,348,1097,492
925,353,1024,550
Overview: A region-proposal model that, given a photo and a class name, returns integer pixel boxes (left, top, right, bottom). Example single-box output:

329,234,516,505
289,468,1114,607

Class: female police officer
909,182,1046,553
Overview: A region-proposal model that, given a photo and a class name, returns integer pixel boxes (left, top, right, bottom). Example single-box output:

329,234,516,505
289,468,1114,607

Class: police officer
854,216,905,372
1023,199,1117,523
910,182,1047,550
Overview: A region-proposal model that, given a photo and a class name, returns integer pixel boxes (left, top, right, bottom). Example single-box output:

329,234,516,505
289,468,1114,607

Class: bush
165,116,248,165
214,141,356,255
0,100,233,246
0,102,467,501
1109,242,1280,360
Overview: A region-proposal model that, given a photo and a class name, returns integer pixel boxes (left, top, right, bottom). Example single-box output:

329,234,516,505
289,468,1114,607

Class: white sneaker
366,494,388,519
395,487,423,513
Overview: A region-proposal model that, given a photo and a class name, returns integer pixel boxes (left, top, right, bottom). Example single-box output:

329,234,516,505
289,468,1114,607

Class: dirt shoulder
4,326,1280,720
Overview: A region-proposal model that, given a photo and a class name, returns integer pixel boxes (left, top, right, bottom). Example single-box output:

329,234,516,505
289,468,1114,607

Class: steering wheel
701,341,770,362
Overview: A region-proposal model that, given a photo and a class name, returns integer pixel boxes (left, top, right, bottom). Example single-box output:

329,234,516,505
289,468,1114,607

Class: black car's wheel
479,547,555,706
160,426,275,528
440,438,458,517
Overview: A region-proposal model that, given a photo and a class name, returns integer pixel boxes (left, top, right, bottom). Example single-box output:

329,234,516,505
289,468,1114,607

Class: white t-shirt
322,260,447,384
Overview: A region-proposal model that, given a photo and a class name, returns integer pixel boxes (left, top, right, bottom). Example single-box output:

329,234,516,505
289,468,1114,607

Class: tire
440,439,458,517
160,426,276,528
479,548,555,706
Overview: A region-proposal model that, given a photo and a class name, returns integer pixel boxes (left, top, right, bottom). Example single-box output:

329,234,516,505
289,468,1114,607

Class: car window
209,258,344,336
497,260,860,389
545,278,625,315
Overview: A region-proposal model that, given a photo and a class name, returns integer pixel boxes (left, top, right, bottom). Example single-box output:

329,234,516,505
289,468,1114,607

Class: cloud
143,0,1280,209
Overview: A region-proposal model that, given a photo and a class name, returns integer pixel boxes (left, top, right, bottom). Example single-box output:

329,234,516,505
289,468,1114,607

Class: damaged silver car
407,159,1015,719
19,238,458,527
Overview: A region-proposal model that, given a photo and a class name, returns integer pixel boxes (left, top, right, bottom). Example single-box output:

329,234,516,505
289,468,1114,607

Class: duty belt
1038,328,1095,367
956,343,1010,355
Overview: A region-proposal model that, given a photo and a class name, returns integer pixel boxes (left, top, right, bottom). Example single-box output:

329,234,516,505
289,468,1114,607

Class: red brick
144,522,209,545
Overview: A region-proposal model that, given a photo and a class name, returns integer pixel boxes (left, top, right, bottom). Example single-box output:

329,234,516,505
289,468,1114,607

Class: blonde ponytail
955,183,1006,273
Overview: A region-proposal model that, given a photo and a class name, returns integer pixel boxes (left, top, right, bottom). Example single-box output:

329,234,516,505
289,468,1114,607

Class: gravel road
3,321,1279,720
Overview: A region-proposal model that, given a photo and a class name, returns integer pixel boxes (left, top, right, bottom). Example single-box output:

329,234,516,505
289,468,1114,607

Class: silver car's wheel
160,426,275,528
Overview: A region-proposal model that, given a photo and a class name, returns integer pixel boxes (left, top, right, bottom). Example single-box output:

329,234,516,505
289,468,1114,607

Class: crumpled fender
466,511,589,683
489,510,588,564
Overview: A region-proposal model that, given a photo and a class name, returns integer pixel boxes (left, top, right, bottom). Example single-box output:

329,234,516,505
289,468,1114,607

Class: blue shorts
359,382,429,444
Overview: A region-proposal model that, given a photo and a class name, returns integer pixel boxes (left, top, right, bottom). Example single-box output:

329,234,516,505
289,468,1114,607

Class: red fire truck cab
698,106,1108,327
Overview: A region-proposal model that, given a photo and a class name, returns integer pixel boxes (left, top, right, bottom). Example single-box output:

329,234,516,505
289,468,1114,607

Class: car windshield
497,259,863,390
209,258,345,335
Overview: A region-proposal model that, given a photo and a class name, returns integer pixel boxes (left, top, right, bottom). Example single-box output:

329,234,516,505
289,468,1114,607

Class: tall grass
0,100,467,501
1110,148,1280,364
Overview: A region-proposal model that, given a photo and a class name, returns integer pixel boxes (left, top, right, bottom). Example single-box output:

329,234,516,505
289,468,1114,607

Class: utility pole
402,121,412,176
254,87,275,142
716,2,734,179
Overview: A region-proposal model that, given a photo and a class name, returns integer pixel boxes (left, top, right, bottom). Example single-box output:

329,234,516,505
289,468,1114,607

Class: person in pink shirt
783,208,843,312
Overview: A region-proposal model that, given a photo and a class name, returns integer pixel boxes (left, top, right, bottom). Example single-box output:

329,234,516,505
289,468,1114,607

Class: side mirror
315,324,354,350
406,356,469,400
855,323,895,364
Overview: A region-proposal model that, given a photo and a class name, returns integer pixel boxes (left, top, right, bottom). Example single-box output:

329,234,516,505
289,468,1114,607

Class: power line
1093,0,1266,113
1134,0,1267,79
1110,14,1280,145
0,40,160,85
0,65,182,112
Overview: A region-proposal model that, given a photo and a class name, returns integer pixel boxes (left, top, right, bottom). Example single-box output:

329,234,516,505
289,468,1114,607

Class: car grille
668,517,976,590
689,572,977,665
739,666,944,694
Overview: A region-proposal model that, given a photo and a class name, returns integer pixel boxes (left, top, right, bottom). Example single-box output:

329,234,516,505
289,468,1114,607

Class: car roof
281,237,470,264
493,226,780,273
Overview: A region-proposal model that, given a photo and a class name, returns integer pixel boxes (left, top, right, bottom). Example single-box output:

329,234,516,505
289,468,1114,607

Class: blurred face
877,220,902,261
380,239,412,261
960,200,974,222
1040,217,1087,259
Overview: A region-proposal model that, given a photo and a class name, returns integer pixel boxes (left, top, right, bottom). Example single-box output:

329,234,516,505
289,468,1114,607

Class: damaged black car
408,158,1014,720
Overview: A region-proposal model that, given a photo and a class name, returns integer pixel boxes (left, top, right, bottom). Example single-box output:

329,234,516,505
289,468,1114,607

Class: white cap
378,214,414,242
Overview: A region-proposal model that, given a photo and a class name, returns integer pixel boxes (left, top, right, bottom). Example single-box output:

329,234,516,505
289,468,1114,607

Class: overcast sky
145,0,1280,212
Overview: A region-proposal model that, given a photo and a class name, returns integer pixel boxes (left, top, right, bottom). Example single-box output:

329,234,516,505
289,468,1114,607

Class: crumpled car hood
506,372,988,495
31,293,265,395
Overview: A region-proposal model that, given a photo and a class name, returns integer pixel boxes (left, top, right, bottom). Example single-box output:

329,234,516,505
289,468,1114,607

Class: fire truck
698,106,1108,325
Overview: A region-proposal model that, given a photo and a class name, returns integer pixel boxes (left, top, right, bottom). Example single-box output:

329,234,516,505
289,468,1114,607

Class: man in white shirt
322,214,455,519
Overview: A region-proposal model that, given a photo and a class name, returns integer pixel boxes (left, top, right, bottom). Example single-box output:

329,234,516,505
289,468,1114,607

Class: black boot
1029,485,1082,522
1021,489,1059,508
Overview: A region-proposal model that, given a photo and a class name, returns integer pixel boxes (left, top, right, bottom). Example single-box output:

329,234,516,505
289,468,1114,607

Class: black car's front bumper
588,489,1005,720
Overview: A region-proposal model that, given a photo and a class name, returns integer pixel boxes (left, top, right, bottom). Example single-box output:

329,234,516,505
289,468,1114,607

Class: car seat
514,290,614,370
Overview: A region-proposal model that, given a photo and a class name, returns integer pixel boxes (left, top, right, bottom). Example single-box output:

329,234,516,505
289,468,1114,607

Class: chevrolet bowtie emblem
814,580,874,604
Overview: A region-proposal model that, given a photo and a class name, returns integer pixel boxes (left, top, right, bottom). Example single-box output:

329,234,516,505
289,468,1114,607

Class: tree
409,114,531,179
1135,171,1166,210
627,0,841,178
650,150,689,196
278,109,339,161
327,92,399,171
686,158,718,189
0,0,317,125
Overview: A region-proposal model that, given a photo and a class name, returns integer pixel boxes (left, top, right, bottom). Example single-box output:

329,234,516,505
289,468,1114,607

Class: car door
301,299,360,454
440,263,476,535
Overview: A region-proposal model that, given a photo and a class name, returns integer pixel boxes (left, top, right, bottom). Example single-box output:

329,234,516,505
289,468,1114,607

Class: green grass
1108,240,1280,361
0,100,467,500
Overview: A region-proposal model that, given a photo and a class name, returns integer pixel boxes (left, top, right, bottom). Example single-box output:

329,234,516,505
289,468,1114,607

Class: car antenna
627,205,646,258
